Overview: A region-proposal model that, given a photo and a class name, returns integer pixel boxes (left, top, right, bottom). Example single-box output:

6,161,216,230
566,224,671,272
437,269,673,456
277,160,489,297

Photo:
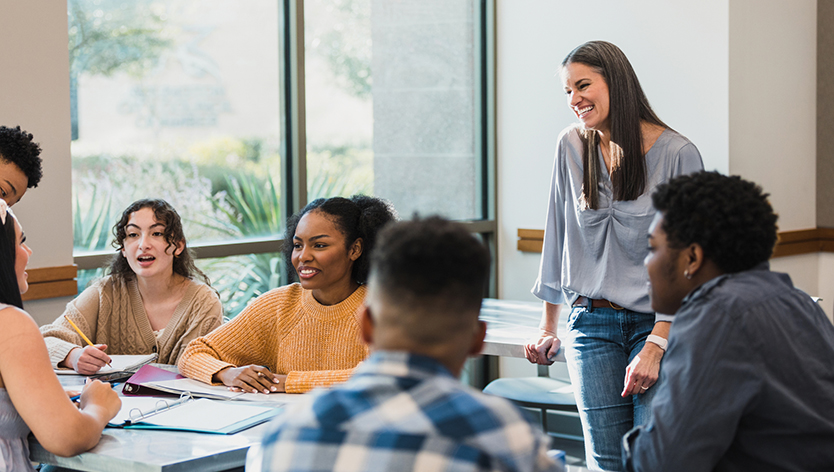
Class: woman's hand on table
524,331,561,365
216,365,286,394
621,342,663,397
62,345,112,375
79,379,121,421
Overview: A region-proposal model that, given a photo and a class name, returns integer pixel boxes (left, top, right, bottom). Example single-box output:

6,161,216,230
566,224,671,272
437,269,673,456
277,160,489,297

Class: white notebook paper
54,353,158,375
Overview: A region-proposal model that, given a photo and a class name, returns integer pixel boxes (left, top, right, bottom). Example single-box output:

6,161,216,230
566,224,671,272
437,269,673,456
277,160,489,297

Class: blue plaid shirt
248,351,561,472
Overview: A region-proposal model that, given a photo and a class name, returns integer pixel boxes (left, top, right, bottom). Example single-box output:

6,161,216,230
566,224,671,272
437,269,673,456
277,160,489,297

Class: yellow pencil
64,315,112,369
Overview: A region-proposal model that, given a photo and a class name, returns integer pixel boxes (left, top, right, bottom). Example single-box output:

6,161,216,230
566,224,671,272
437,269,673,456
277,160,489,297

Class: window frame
72,0,497,297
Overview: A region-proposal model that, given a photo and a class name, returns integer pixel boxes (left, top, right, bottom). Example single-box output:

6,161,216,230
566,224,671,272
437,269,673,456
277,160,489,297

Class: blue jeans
564,306,660,471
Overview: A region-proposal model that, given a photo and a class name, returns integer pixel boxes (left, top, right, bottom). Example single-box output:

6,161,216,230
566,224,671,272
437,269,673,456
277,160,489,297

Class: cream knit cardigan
40,276,222,368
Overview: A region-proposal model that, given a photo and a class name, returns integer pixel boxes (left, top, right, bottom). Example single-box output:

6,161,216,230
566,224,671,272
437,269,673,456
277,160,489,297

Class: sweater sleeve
178,290,282,384
285,365,361,394
39,283,104,368
162,284,223,366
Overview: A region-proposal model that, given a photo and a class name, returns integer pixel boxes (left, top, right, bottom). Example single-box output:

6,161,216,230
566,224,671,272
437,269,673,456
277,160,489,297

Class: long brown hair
109,199,211,285
562,41,666,210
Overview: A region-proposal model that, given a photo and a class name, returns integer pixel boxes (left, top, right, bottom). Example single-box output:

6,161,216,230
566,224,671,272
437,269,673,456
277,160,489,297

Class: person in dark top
624,171,834,471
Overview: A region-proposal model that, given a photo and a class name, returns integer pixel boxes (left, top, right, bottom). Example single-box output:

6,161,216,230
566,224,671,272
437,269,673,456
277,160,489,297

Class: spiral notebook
108,395,281,434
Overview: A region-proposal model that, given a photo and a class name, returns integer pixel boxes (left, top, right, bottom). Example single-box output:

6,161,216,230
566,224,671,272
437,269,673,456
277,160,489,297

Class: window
70,0,495,317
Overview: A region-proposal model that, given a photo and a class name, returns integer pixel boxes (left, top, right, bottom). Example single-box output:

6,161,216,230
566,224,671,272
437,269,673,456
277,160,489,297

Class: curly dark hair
109,199,210,285
0,126,43,189
651,171,778,274
283,195,397,284
370,216,490,316
562,41,667,209
0,211,23,309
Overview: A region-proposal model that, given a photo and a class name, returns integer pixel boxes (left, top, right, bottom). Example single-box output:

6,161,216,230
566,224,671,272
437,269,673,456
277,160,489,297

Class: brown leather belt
573,296,625,311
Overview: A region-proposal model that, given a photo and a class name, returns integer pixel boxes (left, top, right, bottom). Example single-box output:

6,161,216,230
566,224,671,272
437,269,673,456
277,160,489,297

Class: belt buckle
608,300,624,310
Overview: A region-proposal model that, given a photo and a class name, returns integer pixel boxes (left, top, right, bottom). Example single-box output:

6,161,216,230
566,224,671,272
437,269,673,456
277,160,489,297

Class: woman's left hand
621,342,664,397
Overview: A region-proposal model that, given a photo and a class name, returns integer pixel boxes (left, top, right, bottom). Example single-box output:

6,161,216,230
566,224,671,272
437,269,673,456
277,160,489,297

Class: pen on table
64,315,113,368
70,383,120,403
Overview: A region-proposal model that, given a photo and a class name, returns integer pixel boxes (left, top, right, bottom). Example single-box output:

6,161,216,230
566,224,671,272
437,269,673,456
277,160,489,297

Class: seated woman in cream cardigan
178,195,396,394
40,199,223,374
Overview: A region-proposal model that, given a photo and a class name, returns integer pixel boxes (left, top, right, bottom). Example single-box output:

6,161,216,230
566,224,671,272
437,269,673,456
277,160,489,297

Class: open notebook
54,354,158,375
108,395,281,434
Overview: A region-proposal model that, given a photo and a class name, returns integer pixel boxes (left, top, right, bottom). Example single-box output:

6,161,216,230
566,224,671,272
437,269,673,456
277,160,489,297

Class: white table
480,298,567,362
31,300,570,471
30,369,280,472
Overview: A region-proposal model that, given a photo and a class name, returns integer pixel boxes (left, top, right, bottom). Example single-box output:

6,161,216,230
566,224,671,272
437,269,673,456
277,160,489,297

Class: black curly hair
0,126,43,189
651,171,778,274
282,195,397,284
109,199,211,285
370,216,490,316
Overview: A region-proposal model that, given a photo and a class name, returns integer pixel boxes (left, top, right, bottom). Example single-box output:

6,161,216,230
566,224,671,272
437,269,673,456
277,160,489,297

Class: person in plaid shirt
247,216,563,472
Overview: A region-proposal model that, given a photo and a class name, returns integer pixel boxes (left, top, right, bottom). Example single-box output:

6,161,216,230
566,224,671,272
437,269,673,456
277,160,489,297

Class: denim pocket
566,306,586,331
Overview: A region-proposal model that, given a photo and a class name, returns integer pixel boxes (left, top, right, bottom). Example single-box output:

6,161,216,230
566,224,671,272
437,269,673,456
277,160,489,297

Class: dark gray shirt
624,264,834,472
532,126,703,316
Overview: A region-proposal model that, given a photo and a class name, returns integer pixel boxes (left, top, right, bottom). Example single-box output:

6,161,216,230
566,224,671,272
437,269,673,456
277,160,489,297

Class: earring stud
684,270,691,280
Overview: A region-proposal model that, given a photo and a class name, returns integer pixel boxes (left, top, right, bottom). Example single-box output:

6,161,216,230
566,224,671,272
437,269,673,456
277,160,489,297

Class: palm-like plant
199,173,284,317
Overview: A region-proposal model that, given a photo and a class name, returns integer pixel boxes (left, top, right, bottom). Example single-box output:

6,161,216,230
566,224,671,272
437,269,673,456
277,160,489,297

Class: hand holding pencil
62,315,113,375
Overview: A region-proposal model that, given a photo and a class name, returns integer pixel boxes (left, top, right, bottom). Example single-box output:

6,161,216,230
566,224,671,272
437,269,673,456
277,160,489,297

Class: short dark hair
283,195,397,284
0,210,23,308
369,216,490,316
0,126,43,189
109,199,210,285
562,41,666,209
652,171,778,274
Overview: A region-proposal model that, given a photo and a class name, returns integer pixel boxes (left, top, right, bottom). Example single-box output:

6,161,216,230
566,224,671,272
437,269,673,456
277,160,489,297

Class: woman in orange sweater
178,195,396,394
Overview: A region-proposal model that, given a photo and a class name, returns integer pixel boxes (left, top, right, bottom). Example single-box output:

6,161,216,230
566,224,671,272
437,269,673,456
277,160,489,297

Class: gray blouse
532,125,703,315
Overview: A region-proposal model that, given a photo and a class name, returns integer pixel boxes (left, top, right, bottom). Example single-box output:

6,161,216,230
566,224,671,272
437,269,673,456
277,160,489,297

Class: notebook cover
122,365,184,396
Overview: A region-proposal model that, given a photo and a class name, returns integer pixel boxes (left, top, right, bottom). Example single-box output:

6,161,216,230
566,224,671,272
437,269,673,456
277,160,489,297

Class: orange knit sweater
178,283,368,393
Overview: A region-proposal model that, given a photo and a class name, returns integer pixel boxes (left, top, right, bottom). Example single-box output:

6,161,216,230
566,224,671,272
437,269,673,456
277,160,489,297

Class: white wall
495,0,828,377
728,0,831,321
0,0,75,325
729,0,817,232
496,0,730,303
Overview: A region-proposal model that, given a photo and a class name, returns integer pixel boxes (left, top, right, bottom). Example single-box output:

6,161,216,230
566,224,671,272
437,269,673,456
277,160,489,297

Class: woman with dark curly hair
624,171,834,471
179,195,397,394
524,41,703,470
40,199,223,374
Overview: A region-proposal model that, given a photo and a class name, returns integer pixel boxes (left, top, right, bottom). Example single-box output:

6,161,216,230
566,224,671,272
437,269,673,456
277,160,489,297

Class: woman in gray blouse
524,41,703,471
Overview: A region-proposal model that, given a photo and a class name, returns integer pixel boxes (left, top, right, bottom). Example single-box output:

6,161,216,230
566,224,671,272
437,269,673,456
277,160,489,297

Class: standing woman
524,41,703,471
40,199,223,374
179,195,396,394
0,202,120,468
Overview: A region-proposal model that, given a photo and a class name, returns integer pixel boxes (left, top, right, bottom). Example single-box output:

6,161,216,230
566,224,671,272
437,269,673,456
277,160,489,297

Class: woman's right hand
524,333,561,365
215,365,283,394
78,380,121,422
525,301,563,365
63,345,112,375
